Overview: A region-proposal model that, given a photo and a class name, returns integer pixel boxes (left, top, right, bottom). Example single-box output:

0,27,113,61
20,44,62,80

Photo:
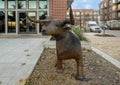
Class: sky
72,0,102,10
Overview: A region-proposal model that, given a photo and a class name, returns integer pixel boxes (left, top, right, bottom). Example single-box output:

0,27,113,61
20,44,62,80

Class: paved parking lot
102,30,120,37
0,38,49,85
85,30,120,61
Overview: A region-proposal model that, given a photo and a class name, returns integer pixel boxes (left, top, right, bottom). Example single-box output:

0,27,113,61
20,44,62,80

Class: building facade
67,9,99,27
0,0,72,35
99,0,120,28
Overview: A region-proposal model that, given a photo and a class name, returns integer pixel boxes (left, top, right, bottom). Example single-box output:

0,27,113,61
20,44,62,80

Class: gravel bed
26,48,120,85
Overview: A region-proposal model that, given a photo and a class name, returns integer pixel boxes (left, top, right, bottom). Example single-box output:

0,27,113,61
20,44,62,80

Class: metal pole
79,11,81,27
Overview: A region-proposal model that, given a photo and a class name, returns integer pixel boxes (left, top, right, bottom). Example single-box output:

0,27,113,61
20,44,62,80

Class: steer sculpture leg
75,58,84,80
75,57,90,81
57,59,64,73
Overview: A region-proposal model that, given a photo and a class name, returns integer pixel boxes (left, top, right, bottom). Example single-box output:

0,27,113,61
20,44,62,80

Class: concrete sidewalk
0,37,50,85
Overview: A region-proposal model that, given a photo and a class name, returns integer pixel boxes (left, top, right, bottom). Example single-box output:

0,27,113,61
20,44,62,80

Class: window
76,12,80,16
39,11,47,32
8,0,16,9
66,12,69,16
112,0,116,3
112,12,116,18
104,3,107,7
27,12,36,32
18,0,26,9
28,0,36,8
0,0,5,9
118,12,120,18
109,1,112,6
0,11,5,33
118,4,120,9
8,11,16,33
112,5,117,10
100,4,103,8
39,0,47,9
39,11,47,19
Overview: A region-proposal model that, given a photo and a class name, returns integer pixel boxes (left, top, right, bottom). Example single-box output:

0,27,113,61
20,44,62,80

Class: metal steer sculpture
26,7,89,81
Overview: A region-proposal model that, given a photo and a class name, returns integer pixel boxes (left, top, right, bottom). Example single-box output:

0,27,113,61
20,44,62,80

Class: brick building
67,9,99,27
0,0,73,35
99,0,120,28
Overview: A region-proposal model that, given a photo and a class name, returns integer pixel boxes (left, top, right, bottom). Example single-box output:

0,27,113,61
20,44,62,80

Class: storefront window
8,11,16,33
0,0,5,9
29,0,36,8
39,11,47,32
8,0,16,9
27,12,36,32
18,0,26,9
39,0,47,9
39,11,47,19
0,11,5,33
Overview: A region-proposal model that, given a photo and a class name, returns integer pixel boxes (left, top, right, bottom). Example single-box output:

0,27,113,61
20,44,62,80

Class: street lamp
79,11,81,27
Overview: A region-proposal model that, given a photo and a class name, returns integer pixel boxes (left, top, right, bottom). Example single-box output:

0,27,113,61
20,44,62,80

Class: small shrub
25,82,32,85
72,26,88,41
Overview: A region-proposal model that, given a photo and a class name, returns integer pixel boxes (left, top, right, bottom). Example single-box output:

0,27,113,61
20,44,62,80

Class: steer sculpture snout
41,28,47,35
41,19,71,36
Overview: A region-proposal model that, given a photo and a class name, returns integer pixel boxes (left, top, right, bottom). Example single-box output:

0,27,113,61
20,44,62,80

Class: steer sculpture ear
60,18,71,27
60,19,71,30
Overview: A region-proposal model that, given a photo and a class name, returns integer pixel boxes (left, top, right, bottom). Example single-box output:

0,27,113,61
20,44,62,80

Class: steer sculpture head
26,5,75,36
41,19,72,36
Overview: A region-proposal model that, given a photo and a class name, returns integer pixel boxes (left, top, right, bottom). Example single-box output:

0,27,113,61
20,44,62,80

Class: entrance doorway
18,12,36,34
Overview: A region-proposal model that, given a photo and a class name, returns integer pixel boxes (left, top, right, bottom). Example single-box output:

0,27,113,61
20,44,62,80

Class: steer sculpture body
26,7,89,81
42,19,85,80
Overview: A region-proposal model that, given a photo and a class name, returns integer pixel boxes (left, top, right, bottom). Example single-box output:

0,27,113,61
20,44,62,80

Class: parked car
100,24,110,30
85,21,102,33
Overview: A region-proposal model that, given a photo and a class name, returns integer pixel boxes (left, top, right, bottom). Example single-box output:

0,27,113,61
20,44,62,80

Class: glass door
18,12,36,34
0,11,5,33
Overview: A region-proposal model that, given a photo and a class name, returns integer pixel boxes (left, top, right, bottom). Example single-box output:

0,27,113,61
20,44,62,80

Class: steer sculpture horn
69,5,75,25
26,13,50,25
26,5,75,26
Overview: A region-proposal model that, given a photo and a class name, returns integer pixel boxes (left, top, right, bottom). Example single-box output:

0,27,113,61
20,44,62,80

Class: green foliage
25,82,32,85
72,26,88,41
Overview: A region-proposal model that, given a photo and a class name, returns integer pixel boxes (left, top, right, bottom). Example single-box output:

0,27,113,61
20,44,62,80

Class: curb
92,47,120,69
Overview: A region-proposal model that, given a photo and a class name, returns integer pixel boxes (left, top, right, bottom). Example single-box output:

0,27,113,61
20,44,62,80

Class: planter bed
26,48,120,85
